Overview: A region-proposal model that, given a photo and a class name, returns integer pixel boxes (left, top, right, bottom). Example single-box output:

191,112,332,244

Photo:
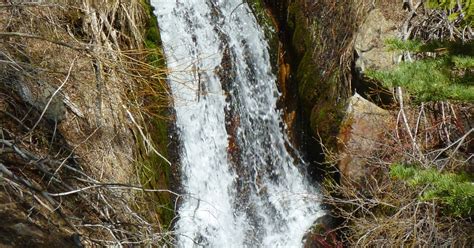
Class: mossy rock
286,0,349,149
296,51,321,107
247,0,279,69
289,2,316,57
310,99,345,149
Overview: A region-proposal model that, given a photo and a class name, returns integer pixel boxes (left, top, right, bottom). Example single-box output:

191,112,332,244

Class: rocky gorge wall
2,0,469,246
266,1,474,246
262,0,404,179
261,0,368,180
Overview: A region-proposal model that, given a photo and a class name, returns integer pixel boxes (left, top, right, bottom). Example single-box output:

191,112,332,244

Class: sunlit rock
354,9,398,73
337,93,391,186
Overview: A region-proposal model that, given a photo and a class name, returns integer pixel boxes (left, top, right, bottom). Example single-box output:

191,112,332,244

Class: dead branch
124,106,171,165
397,87,425,161
0,32,88,51
46,183,179,197
28,57,76,133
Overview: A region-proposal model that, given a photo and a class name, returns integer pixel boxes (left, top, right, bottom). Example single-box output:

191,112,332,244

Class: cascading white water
151,0,324,247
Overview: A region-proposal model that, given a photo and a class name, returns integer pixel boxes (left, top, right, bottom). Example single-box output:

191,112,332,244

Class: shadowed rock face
337,93,391,186
0,192,82,248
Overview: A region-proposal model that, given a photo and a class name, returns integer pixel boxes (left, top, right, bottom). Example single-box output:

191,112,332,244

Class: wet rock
0,193,82,248
303,214,341,248
337,93,390,186
354,9,398,73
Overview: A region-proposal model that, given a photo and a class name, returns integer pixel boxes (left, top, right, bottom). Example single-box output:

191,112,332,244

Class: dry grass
0,0,174,246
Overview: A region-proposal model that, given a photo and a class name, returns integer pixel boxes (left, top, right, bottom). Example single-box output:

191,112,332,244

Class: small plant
390,163,474,217
366,39,474,102
426,0,474,25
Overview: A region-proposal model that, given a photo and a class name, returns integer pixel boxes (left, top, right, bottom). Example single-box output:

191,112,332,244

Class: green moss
246,0,279,69
286,3,297,31
291,21,306,55
136,124,174,227
141,0,166,68
290,4,329,107
289,4,319,110
134,0,174,229
141,0,162,46
309,95,345,148
296,51,321,106
286,0,347,152
289,2,313,56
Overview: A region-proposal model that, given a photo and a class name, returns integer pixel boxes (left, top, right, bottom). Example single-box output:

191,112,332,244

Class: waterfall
151,0,323,247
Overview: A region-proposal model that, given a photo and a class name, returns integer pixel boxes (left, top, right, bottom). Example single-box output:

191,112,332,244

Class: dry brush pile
0,0,174,246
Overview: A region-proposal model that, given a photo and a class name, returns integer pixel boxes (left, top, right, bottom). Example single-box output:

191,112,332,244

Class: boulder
16,79,66,122
354,9,398,73
337,93,391,186
1,70,66,123
303,214,341,248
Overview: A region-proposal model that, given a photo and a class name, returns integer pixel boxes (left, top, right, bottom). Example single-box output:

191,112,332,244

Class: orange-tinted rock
337,93,391,186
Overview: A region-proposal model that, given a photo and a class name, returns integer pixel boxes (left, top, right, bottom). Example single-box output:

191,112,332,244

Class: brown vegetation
0,0,173,246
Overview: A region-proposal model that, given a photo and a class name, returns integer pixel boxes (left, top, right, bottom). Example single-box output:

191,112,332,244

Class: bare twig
29,57,77,133
397,87,425,161
47,183,179,197
433,128,473,163
0,32,87,51
123,106,171,165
